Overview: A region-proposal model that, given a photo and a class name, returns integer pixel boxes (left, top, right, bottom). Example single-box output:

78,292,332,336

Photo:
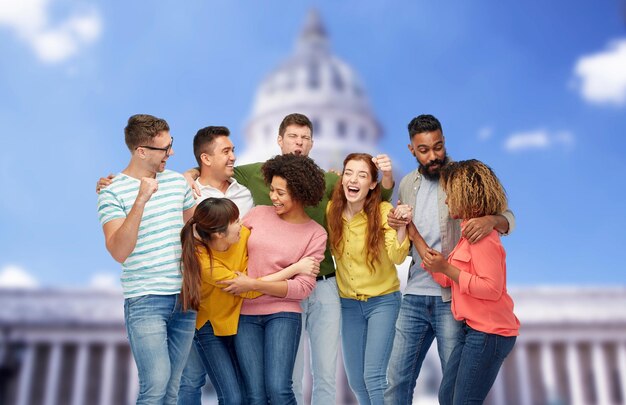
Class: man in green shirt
223,113,395,405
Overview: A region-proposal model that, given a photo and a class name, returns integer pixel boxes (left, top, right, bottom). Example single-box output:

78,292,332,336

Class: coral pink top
430,228,519,336
241,206,327,316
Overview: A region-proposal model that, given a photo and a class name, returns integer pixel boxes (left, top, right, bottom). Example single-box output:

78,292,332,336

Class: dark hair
278,113,313,138
124,114,170,151
193,126,231,166
440,159,508,220
262,154,325,207
180,198,239,311
327,153,382,271
407,114,442,140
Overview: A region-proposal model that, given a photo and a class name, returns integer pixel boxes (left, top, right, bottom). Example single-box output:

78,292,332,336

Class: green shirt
234,161,393,277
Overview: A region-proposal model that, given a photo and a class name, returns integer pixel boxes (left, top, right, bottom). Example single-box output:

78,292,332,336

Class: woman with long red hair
326,153,410,405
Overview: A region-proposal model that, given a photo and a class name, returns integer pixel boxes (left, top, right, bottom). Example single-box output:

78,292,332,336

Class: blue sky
0,0,625,288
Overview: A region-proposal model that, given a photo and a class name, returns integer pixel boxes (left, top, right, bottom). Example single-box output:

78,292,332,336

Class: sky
0,0,625,289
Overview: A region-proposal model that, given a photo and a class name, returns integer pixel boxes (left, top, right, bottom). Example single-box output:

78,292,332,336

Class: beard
418,154,447,181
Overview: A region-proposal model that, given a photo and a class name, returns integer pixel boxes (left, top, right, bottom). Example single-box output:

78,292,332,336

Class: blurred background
1,1,625,404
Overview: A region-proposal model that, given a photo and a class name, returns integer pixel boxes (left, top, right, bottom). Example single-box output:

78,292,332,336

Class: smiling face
408,129,447,179
223,218,242,246
202,135,235,181
342,159,377,205
277,124,313,156
269,175,297,216
142,131,174,173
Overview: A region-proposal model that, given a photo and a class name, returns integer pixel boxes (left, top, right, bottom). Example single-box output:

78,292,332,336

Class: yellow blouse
196,226,261,335
327,201,410,301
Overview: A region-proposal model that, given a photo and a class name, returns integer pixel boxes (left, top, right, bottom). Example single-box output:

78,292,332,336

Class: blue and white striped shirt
97,170,195,298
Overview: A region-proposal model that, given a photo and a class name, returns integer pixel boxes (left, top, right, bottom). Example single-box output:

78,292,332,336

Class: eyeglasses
137,137,174,154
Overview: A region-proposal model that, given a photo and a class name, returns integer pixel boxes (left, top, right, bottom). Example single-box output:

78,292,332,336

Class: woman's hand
220,272,256,294
293,257,320,277
423,248,448,273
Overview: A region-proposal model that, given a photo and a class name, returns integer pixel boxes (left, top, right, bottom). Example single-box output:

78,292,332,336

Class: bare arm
103,177,157,263
372,154,394,190
220,274,289,297
261,257,320,281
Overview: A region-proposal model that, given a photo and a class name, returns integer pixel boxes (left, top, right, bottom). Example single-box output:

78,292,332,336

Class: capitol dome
238,9,382,170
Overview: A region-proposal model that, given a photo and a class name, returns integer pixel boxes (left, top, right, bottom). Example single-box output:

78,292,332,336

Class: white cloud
477,126,493,141
504,129,574,152
0,264,39,289
89,272,121,291
573,39,626,106
0,0,102,64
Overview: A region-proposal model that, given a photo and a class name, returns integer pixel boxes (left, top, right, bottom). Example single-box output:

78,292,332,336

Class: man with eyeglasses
96,114,197,404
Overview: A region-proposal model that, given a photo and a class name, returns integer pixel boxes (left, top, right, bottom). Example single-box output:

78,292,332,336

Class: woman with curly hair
220,153,327,405
179,197,320,405
421,159,519,405
326,152,410,405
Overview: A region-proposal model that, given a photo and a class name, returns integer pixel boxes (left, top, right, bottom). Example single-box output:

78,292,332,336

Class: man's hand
293,257,320,277
137,177,158,204
387,200,411,230
462,216,497,244
96,174,115,194
372,154,392,176
183,168,201,199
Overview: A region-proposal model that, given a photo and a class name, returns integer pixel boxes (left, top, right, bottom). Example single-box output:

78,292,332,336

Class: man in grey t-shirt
384,114,515,404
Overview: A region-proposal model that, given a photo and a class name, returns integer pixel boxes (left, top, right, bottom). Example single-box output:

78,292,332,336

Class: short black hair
407,114,442,139
193,126,230,166
262,154,325,207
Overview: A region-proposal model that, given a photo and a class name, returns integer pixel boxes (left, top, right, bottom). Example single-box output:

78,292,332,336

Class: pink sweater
241,206,327,315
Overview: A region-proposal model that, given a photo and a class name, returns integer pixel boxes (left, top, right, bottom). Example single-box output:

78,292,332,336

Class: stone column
565,341,585,405
15,344,35,405
514,343,532,405
71,343,89,405
99,343,116,405
540,342,559,404
43,342,62,405
617,343,626,405
591,342,610,405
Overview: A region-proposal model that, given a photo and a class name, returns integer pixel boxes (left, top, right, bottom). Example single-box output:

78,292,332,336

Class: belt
316,272,336,281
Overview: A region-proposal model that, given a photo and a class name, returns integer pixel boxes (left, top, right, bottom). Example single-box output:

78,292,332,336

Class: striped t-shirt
97,170,195,298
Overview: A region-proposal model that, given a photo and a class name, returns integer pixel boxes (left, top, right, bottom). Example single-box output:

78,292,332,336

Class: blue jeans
178,321,245,405
384,294,461,405
439,323,516,405
177,340,206,405
341,292,401,405
293,276,341,405
124,294,196,405
235,312,302,405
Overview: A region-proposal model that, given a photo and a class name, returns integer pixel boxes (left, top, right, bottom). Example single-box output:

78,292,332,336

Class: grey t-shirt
404,176,443,296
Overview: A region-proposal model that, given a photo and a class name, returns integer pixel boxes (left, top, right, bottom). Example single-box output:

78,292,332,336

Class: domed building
237,9,382,170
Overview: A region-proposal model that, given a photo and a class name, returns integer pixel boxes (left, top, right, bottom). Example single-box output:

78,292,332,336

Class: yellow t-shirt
196,226,261,335
327,201,410,301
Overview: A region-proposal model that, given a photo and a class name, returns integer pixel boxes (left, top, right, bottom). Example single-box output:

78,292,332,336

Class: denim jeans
439,323,516,405
124,294,196,405
178,321,245,405
235,312,302,405
341,291,401,405
384,294,461,405
293,276,341,405
177,340,206,405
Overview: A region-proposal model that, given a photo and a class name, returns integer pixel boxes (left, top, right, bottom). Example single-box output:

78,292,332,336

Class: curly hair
262,154,325,207
440,159,508,220
327,153,382,271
